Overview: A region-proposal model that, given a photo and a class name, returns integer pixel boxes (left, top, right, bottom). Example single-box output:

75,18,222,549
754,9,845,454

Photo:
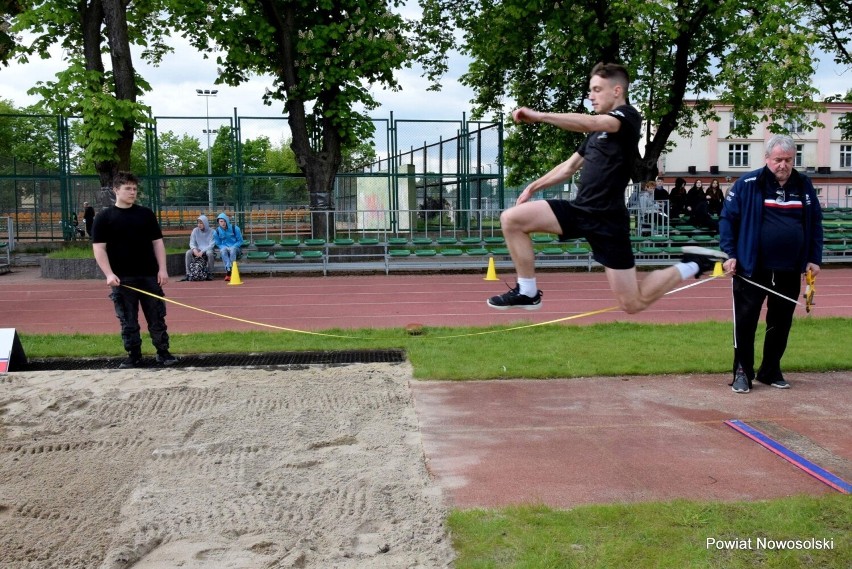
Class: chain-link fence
5,110,850,246
0,111,504,243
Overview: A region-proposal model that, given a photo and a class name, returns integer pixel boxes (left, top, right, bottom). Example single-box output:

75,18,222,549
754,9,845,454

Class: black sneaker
731,367,750,393
487,284,542,311
156,351,178,366
119,354,142,369
681,246,729,278
757,375,790,389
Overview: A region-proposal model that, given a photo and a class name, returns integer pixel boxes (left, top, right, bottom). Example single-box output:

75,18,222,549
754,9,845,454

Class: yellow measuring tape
804,269,816,313
122,272,724,341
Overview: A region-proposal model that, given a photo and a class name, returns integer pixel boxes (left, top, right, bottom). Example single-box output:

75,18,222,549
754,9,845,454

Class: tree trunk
287,101,341,240
101,0,136,173
635,24,698,184
80,0,115,188
265,1,343,240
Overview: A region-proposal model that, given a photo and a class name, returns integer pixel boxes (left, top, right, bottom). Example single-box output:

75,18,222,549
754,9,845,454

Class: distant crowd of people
629,175,730,232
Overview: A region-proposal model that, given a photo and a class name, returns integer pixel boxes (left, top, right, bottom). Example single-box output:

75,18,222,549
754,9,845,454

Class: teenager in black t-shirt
488,62,726,313
92,172,177,369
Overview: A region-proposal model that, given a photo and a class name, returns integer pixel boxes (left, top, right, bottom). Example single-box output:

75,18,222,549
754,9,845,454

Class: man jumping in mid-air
488,62,726,313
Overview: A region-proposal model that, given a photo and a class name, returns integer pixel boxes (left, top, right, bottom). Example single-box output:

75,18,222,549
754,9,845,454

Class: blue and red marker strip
725,419,851,494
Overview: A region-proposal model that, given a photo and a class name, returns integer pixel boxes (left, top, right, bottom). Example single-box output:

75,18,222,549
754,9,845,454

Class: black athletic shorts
547,199,635,270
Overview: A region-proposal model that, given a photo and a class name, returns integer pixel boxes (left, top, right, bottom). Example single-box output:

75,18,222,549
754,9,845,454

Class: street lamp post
196,89,218,210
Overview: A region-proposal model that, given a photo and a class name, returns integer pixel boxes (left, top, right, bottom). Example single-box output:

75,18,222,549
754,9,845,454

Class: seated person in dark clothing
653,177,669,201
706,179,724,216
686,180,718,231
669,177,687,219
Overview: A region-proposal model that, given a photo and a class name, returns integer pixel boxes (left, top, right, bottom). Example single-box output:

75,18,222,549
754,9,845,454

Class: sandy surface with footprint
0,362,454,568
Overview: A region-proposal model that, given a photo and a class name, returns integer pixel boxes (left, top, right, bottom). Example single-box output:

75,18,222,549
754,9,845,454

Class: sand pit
0,363,454,568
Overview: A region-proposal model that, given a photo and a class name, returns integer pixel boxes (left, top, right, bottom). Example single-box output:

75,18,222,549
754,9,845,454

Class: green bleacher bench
333,238,355,246
483,236,505,245
388,249,411,257
436,237,458,245
649,235,669,243
460,236,482,245
414,249,437,257
692,234,714,242
670,235,691,243
388,237,409,246
279,238,301,247
532,235,555,244
566,247,589,255
412,237,433,245
540,247,564,255
254,239,276,248
441,248,464,256
246,251,270,260
304,238,326,247
300,250,324,259
466,247,489,256
490,247,510,255
358,238,380,245
274,251,297,260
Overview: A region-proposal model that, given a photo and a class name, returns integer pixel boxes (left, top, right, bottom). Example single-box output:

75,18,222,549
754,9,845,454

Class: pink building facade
660,101,852,207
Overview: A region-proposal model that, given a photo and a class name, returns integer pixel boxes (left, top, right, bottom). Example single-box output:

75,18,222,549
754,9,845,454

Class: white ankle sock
517,277,537,297
676,262,699,280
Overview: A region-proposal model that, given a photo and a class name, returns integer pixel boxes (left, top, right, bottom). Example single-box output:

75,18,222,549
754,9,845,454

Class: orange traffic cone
484,256,499,281
228,261,243,285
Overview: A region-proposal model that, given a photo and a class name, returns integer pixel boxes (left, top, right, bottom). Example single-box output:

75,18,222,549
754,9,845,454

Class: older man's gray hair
765,134,796,157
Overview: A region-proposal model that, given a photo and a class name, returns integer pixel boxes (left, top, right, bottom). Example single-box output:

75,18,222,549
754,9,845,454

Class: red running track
2,266,851,335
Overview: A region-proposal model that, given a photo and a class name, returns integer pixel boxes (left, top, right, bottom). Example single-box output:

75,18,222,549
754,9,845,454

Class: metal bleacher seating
209,207,852,276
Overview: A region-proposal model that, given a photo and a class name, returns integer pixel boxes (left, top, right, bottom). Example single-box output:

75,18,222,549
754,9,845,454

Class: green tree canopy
811,0,852,139
170,0,414,236
10,0,172,186
419,0,828,184
0,99,58,176
810,0,852,67
0,0,22,66
264,136,299,174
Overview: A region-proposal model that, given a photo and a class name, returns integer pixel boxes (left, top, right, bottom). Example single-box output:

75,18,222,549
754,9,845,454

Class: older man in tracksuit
719,134,823,393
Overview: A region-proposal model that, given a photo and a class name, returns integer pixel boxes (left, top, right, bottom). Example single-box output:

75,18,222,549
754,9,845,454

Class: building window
729,116,741,133
795,144,804,168
728,144,750,167
841,145,852,169
784,119,807,134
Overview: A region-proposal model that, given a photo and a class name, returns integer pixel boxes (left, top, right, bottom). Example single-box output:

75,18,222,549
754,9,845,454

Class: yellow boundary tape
122,272,727,341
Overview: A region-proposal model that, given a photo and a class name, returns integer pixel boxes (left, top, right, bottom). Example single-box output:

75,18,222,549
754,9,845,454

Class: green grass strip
19,317,851,380
449,496,851,568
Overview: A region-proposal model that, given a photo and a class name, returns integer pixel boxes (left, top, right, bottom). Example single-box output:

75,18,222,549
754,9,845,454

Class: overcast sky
1,32,848,125
0,34,479,123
